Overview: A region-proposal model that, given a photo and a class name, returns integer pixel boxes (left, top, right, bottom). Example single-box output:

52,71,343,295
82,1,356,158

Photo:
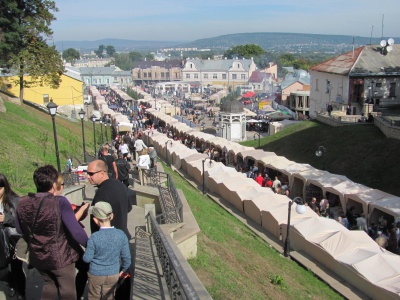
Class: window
161,72,165,78
237,64,240,68
232,74,237,80
241,74,246,80
204,74,208,79
376,82,382,88
315,79,319,91
148,73,152,78
213,74,217,79
194,74,198,79
389,83,396,97
186,74,190,79
222,74,226,79
326,80,331,94
114,77,117,81
190,63,193,68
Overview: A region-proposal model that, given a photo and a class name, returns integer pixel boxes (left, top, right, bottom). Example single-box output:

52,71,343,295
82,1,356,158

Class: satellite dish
388,38,395,45
387,45,393,52
380,40,387,47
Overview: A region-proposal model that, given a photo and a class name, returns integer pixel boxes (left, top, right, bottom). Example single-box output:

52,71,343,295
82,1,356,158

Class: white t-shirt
119,144,129,154
137,154,150,169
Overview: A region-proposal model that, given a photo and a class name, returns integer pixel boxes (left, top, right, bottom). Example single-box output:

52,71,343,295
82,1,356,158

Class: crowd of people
0,161,133,299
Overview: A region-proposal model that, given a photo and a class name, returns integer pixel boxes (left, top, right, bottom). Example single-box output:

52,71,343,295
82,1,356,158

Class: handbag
15,195,48,264
0,223,11,267
14,235,29,263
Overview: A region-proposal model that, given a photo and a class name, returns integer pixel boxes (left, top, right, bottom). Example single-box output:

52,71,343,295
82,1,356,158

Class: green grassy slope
0,100,101,194
241,121,400,196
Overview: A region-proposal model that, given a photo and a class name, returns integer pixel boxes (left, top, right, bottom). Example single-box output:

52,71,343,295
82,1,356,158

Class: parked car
264,110,292,121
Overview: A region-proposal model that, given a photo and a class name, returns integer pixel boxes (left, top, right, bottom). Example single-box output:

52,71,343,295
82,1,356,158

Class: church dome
221,99,244,113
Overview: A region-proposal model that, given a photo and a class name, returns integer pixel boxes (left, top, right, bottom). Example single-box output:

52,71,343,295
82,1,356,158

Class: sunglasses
87,170,103,177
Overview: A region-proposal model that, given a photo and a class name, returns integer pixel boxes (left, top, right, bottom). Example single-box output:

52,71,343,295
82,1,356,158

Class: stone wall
374,117,400,140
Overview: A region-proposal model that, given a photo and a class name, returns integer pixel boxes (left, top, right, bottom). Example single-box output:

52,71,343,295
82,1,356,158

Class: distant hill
177,32,399,53
54,38,187,53
55,32,400,54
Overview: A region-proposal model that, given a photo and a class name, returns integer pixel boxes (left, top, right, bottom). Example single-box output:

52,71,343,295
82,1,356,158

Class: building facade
79,66,132,88
182,58,257,91
2,69,84,106
309,44,400,118
132,60,183,86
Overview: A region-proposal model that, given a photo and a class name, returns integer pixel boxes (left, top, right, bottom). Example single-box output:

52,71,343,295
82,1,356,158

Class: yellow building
3,69,84,106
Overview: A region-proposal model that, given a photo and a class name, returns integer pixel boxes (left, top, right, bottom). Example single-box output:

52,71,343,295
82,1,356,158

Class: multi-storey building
79,66,132,88
181,58,257,91
309,44,400,118
132,60,183,86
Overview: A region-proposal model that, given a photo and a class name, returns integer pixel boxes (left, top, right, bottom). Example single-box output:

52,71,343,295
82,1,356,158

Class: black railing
167,175,184,222
145,169,184,224
147,212,201,300
61,172,80,187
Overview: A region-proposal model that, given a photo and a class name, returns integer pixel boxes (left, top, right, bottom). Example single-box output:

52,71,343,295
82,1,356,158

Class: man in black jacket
115,153,131,187
87,159,132,299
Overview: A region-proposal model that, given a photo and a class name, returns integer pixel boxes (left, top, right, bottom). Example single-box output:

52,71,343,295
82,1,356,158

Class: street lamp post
315,146,327,170
47,99,61,172
165,140,173,166
284,197,306,257
254,132,261,147
78,109,86,163
202,157,213,194
91,114,97,156
100,120,104,145
221,124,225,138
104,123,108,143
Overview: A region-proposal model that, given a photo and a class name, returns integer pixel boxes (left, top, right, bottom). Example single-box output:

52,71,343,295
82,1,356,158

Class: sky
51,0,400,42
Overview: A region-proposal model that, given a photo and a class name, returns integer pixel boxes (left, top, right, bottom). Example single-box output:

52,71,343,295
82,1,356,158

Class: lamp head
47,99,58,116
293,197,306,214
315,146,326,157
90,114,97,121
78,108,85,120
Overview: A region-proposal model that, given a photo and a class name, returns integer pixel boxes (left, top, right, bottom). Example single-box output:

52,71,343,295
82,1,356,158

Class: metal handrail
147,212,201,300
61,172,80,187
145,169,184,224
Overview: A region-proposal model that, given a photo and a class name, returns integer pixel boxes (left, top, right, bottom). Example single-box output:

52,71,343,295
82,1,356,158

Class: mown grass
166,167,343,299
241,120,400,196
0,100,102,194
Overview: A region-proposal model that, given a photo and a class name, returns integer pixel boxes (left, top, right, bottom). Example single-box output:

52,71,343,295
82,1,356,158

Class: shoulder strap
29,194,50,239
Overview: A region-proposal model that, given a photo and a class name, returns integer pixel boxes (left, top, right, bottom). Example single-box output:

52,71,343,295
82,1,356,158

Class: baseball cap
92,201,113,220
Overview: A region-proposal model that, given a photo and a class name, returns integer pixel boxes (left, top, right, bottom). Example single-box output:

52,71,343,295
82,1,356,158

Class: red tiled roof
310,46,364,75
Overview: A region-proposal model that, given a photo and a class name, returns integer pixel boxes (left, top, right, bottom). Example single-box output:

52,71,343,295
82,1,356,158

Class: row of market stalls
90,86,133,132
142,111,400,299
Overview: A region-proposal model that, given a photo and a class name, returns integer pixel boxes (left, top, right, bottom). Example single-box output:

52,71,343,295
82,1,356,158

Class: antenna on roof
381,14,384,39
352,36,355,58
370,24,374,45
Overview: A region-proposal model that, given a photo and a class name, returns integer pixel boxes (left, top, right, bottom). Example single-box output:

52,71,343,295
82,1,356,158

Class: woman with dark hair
16,165,88,299
0,173,25,299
